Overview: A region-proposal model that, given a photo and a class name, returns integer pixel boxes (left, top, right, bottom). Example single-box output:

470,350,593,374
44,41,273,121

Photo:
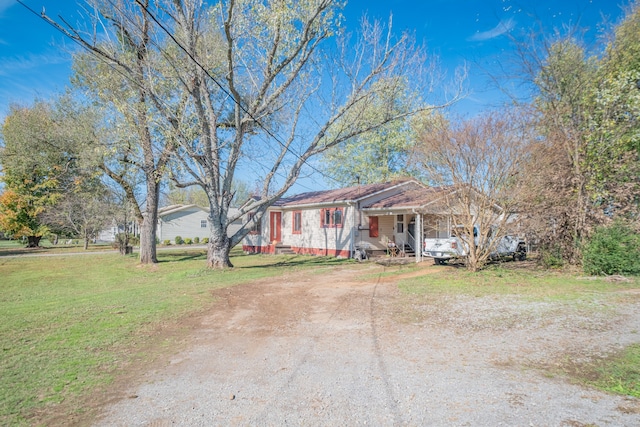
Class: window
333,209,343,226
292,211,302,234
200,220,207,228
396,214,404,233
320,207,344,228
248,212,261,235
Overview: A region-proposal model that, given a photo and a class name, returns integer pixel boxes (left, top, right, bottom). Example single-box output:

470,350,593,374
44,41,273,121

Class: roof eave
273,200,356,209
352,179,422,203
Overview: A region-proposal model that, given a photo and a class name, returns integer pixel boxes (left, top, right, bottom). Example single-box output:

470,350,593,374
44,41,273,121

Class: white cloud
468,18,515,42
0,0,16,15
0,52,67,76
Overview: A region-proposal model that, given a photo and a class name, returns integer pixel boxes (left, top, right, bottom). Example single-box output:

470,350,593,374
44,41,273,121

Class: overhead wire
107,0,326,193
131,0,343,185
16,0,324,194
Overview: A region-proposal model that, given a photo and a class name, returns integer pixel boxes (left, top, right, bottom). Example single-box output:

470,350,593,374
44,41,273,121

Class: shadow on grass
157,251,208,263
239,254,351,269
0,246,52,257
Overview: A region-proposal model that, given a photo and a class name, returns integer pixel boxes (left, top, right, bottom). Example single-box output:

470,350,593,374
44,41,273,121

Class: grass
395,261,640,398
583,344,640,398
547,344,640,399
0,239,114,256
0,248,350,426
397,263,640,301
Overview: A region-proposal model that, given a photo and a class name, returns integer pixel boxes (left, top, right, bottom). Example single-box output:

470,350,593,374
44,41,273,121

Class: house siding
243,205,356,257
157,206,243,244
158,207,210,243
352,214,396,251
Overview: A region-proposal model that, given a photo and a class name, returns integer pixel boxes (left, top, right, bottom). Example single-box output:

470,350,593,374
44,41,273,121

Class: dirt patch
74,263,640,426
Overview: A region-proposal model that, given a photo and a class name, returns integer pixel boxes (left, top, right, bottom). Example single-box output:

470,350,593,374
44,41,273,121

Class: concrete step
275,245,296,255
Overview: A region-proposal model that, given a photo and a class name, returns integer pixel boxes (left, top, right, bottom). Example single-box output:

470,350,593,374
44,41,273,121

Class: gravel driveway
94,263,640,426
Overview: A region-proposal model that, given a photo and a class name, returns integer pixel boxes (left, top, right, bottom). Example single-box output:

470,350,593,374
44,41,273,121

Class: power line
16,0,339,195
98,0,326,195
132,0,342,185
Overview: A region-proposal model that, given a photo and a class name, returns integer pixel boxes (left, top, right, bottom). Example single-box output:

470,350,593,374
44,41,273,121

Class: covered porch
359,186,456,262
360,209,454,262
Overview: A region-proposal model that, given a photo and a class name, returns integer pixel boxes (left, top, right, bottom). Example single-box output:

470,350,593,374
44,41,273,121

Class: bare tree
415,110,530,271
36,0,463,268
158,0,462,268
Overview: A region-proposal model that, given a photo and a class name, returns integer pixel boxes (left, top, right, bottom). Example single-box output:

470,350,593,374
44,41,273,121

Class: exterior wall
158,207,244,244
158,207,210,243
351,214,397,251
242,205,356,257
242,213,268,252
283,206,354,256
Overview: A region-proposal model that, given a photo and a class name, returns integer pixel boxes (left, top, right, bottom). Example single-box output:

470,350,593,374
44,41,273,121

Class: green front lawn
0,249,348,426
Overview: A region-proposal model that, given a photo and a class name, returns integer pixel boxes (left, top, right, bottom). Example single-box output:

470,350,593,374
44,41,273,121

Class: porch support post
416,211,422,263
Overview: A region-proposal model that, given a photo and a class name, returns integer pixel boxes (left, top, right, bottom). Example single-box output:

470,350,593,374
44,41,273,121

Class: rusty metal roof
274,179,417,207
361,186,448,210
273,179,452,210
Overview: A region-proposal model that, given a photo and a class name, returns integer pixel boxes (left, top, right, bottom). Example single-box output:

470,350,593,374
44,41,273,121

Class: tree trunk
26,236,41,248
83,229,89,250
139,213,157,263
466,242,481,272
207,220,233,268
207,240,233,268
139,182,160,264
119,232,130,255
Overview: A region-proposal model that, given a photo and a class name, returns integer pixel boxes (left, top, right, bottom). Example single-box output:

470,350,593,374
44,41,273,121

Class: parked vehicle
423,226,526,265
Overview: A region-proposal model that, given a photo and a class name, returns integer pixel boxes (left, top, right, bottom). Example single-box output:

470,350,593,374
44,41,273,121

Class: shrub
112,233,139,250
184,238,193,245
583,222,640,276
174,236,184,245
163,240,171,246
202,237,209,244
193,237,200,244
539,245,565,269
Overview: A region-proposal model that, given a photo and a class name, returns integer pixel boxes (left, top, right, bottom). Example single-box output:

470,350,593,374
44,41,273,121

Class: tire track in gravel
369,267,404,426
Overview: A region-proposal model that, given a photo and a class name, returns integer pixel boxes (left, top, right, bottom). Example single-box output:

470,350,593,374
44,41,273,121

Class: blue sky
0,0,629,120
0,0,631,193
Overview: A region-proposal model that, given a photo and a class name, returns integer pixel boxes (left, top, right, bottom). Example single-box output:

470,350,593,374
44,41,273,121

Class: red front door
270,212,282,243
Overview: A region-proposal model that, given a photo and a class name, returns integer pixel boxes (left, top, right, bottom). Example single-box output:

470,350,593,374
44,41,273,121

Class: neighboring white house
242,179,456,260
157,204,242,244
96,220,140,243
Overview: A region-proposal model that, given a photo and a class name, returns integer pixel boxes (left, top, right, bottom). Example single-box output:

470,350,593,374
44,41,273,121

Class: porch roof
361,186,450,212
273,179,418,208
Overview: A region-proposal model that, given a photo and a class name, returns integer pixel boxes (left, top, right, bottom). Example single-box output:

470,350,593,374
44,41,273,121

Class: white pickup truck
423,226,526,265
